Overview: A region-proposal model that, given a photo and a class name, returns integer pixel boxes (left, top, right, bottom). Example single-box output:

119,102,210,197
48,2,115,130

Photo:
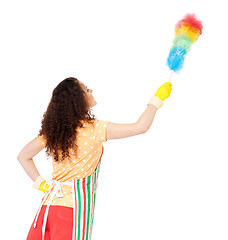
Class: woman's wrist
147,96,164,109
32,175,45,190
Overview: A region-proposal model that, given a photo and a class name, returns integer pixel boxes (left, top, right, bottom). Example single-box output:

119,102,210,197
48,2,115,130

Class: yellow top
36,119,109,208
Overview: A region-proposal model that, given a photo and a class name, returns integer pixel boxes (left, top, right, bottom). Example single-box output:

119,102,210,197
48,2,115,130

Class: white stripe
84,177,89,239
80,178,85,240
75,179,79,240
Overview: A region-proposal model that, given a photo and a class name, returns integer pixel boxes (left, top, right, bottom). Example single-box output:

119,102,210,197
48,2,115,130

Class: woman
17,77,172,240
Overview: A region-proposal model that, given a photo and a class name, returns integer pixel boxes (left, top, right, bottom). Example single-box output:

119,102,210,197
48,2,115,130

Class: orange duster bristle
175,22,201,42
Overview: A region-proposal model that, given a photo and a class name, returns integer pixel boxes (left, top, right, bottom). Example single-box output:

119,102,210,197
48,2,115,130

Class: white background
1,0,228,239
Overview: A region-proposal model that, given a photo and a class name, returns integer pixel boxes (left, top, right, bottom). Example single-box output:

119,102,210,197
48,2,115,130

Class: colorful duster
167,13,203,73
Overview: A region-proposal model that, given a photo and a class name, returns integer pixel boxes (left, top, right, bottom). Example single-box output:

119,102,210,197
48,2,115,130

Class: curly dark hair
38,77,97,163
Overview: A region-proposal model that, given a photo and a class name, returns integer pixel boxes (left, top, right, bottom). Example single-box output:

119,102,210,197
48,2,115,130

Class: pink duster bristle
176,13,203,34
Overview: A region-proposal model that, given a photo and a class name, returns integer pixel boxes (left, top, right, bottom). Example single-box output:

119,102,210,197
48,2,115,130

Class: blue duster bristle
167,47,187,72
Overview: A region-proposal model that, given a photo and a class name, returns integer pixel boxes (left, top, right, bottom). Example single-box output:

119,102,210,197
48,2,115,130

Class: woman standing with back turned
17,77,172,240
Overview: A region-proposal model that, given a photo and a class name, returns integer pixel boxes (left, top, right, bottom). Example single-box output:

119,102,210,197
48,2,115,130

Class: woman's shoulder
79,119,109,131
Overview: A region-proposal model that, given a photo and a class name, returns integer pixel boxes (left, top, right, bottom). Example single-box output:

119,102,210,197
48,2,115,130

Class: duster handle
168,70,174,83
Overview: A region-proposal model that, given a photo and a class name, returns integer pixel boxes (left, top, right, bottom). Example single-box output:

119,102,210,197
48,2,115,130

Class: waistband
33,179,75,239
32,161,102,240
33,146,104,240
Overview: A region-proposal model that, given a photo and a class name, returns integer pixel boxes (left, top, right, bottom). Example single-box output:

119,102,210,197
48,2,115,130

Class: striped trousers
27,159,102,240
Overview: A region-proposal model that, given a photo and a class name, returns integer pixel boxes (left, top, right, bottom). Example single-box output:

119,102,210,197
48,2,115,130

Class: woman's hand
154,82,172,101
39,180,50,193
33,175,50,193
147,82,172,109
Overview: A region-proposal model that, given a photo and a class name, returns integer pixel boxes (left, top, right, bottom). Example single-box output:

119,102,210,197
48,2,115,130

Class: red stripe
73,180,77,240
82,178,86,240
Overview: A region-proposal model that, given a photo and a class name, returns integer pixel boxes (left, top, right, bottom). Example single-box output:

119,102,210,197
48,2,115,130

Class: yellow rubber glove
39,181,50,193
154,82,172,101
32,176,50,193
147,82,172,109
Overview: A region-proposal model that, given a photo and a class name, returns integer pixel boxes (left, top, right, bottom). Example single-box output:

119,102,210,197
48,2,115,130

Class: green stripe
85,175,91,240
77,179,81,240
90,168,98,240
172,34,193,52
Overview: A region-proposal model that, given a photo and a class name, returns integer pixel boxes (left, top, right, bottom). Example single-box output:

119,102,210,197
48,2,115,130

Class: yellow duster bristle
175,21,201,42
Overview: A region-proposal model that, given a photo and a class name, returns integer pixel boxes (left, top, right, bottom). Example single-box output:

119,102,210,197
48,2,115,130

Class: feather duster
167,13,203,75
